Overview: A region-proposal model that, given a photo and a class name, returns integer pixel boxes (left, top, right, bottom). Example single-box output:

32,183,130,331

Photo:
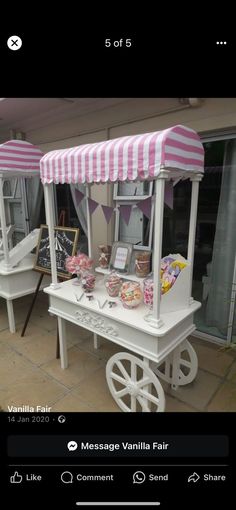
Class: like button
10,471,23,483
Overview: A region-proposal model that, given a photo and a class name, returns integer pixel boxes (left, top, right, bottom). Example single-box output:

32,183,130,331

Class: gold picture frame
34,225,79,279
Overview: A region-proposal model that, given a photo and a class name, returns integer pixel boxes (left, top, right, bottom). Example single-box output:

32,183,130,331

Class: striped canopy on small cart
0,140,43,176
40,125,204,185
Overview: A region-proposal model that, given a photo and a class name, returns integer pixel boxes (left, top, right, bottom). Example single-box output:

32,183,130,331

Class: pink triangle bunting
119,205,132,226
164,181,174,209
75,188,85,206
101,205,114,224
88,197,99,215
136,196,152,219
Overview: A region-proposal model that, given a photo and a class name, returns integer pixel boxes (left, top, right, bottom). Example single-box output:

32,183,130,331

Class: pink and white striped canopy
40,125,204,184
0,140,43,177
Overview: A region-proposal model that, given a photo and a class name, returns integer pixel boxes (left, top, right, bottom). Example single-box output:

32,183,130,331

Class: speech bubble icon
61,471,73,483
67,441,78,451
133,471,146,484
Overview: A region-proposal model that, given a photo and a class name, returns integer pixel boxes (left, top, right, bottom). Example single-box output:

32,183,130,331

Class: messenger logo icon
67,441,78,451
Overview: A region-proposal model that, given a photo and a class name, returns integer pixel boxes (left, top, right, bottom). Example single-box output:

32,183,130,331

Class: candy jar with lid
120,281,143,309
135,251,151,278
105,271,122,297
81,271,96,292
98,245,112,269
143,274,154,308
66,253,93,285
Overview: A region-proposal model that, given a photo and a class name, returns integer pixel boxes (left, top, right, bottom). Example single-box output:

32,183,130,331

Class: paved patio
0,292,236,412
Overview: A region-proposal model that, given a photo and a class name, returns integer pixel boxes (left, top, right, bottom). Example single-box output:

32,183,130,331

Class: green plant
219,341,236,353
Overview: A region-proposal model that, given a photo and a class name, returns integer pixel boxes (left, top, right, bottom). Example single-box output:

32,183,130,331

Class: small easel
21,210,67,359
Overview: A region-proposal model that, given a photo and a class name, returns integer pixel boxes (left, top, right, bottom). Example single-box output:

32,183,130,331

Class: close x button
7,36,23,51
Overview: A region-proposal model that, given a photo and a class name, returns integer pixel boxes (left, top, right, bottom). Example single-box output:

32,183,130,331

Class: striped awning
40,125,204,185
0,140,43,176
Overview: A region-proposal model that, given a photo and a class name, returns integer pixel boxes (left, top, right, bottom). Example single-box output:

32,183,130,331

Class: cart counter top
44,277,201,338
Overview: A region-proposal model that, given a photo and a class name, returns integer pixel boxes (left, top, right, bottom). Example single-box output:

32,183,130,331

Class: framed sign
109,241,133,273
34,225,79,279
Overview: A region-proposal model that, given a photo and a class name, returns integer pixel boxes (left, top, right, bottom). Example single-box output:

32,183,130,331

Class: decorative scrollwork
75,310,119,337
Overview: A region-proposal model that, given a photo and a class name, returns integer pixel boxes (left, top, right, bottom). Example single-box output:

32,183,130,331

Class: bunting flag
119,205,132,226
136,196,152,219
75,188,85,206
101,205,114,224
73,184,175,225
164,181,174,209
88,197,99,215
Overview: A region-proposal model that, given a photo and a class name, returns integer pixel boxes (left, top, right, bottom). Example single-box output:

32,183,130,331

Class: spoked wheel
106,352,165,412
153,339,198,388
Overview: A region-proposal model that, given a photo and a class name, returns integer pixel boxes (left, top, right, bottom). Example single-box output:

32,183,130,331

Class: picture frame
34,225,79,279
109,241,133,274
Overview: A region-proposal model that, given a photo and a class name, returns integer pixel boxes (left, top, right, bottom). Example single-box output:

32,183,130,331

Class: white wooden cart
40,125,204,412
0,140,47,333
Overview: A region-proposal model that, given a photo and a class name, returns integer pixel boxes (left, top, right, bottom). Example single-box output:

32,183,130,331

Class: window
113,181,154,251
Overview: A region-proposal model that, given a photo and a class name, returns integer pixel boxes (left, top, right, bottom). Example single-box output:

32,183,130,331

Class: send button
149,474,168,481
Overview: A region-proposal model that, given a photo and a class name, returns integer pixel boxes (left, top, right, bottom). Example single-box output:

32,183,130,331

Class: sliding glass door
163,135,236,344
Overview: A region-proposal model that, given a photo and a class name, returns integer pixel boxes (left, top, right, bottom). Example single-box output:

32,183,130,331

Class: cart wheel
153,339,198,387
106,352,165,412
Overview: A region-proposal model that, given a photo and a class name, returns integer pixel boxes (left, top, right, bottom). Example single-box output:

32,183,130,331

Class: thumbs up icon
10,471,23,483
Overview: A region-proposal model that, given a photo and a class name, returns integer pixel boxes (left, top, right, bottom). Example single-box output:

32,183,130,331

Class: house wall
29,98,236,262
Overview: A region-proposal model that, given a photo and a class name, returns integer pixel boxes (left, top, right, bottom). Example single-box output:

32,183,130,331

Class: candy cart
0,140,48,333
40,125,204,412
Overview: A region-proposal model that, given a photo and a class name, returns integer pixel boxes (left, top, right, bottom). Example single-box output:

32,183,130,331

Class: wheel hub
126,381,139,397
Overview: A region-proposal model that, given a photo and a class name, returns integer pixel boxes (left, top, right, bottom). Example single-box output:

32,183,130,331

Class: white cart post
150,170,170,329
44,183,67,367
85,184,98,349
85,184,92,258
0,175,11,270
43,183,60,289
187,174,203,304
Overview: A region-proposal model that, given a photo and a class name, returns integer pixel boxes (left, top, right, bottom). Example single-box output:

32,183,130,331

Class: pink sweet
143,278,154,308
81,273,96,292
65,254,93,274
105,271,122,297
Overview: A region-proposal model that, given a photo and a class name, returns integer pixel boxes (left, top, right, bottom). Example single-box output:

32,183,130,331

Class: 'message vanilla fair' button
80,442,169,452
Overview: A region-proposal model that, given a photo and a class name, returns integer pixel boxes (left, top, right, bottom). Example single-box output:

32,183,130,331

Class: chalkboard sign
34,225,79,279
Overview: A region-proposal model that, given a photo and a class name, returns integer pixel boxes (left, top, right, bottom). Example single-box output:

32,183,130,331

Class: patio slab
0,370,69,410
191,341,234,377
41,346,104,389
165,369,222,411
71,367,121,411
207,381,236,411
227,361,236,384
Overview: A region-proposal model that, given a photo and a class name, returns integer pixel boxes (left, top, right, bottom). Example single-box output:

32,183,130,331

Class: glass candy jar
135,251,151,278
143,274,154,308
105,271,122,297
120,281,143,309
98,245,112,269
81,271,96,292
